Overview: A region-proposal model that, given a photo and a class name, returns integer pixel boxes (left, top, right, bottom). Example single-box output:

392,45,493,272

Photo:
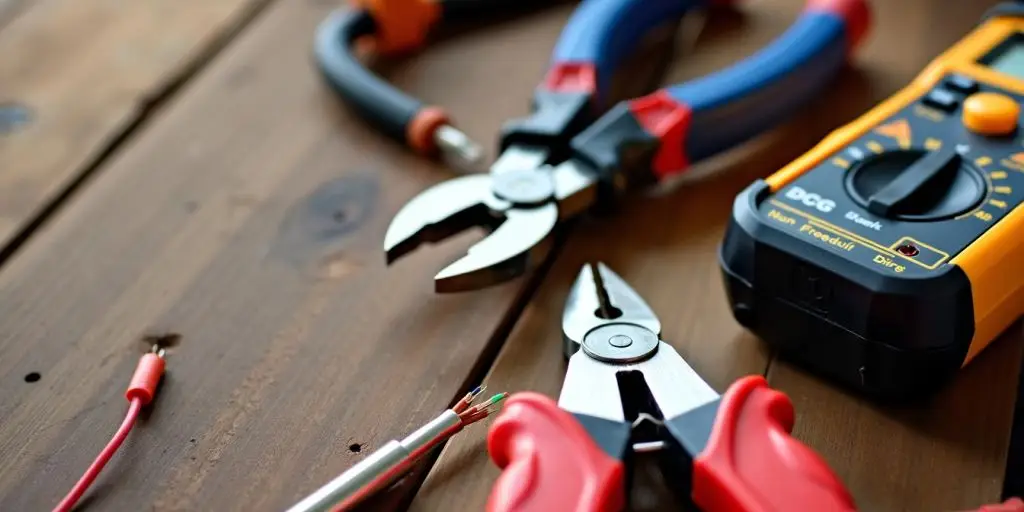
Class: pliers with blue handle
380,0,871,293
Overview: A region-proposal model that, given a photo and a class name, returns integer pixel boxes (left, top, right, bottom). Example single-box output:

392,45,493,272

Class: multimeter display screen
982,34,1024,78
987,43,1024,78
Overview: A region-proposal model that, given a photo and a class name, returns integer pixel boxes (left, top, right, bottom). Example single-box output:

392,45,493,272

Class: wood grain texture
2,1,1020,512
770,323,1024,512
0,0,32,32
0,0,272,251
413,1,1022,511
0,2,583,510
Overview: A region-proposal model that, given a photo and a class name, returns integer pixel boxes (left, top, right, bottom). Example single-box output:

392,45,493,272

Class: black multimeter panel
765,79,1024,278
719,75,1024,399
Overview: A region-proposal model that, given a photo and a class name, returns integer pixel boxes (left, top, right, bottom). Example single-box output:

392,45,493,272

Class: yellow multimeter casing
719,3,1024,398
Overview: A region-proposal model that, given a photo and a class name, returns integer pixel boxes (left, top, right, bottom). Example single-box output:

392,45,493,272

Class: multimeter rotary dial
844,147,986,221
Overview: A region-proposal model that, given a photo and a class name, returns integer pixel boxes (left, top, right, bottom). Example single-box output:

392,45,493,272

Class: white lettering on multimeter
784,186,836,213
845,211,883,231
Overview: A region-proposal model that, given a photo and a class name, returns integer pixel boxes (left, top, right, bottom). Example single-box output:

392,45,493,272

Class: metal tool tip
435,125,484,174
434,257,518,293
590,263,630,300
567,263,603,304
433,204,557,292
562,262,661,351
382,174,495,267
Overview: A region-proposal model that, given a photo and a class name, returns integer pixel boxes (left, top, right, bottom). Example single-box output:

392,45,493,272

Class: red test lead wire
52,346,166,512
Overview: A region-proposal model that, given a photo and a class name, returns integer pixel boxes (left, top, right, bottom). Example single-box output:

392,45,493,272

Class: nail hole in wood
24,372,40,383
141,332,182,351
349,443,362,453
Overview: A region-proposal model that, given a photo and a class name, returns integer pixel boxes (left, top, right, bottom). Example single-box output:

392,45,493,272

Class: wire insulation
52,398,143,512
329,389,508,511
52,346,165,512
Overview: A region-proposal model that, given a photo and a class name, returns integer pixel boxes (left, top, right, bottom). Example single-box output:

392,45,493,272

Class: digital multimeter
720,3,1024,398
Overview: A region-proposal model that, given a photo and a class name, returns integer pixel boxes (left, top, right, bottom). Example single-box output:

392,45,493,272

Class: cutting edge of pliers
383,0,872,293
484,262,858,512
558,262,719,426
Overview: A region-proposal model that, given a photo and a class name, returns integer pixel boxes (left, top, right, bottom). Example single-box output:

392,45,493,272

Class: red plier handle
692,376,855,511
486,376,854,512
486,392,626,512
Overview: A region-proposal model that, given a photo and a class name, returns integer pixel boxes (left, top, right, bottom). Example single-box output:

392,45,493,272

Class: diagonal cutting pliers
484,263,857,511
382,0,871,293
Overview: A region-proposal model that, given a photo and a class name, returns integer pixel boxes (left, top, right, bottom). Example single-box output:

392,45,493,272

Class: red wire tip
125,347,167,406
55,349,166,512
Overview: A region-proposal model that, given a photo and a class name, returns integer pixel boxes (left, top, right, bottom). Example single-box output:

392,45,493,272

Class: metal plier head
485,264,859,510
559,263,718,451
382,0,869,294
384,148,597,292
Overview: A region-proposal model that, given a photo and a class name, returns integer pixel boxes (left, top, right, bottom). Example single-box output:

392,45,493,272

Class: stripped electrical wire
286,385,508,512
457,390,509,425
453,385,486,414
52,345,167,512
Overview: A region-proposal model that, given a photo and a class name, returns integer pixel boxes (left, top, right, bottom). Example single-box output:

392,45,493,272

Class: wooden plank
0,0,273,253
769,325,1024,512
0,2,585,511
0,0,32,32
413,0,1023,511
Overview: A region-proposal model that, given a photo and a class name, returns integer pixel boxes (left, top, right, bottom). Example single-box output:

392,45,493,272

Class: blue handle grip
551,0,706,99
667,10,851,162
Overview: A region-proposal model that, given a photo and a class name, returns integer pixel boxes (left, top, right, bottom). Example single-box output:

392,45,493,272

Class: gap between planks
0,0,281,270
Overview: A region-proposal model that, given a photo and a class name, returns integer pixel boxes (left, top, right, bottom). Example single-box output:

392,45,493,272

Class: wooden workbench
0,0,1020,510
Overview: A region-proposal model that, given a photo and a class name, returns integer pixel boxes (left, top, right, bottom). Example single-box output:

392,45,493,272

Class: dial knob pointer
866,147,961,217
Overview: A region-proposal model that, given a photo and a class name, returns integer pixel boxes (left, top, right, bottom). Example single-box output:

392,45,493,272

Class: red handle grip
971,498,1024,512
486,392,625,512
693,375,855,512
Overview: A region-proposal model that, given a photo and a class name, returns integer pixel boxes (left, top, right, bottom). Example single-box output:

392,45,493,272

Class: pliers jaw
383,152,599,293
557,263,718,485
561,262,661,358
383,172,559,293
558,321,717,429
487,263,860,510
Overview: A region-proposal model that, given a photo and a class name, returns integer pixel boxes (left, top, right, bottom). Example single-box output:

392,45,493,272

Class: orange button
962,92,1020,136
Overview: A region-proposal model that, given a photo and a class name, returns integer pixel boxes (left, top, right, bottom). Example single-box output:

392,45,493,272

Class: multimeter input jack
896,243,920,257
